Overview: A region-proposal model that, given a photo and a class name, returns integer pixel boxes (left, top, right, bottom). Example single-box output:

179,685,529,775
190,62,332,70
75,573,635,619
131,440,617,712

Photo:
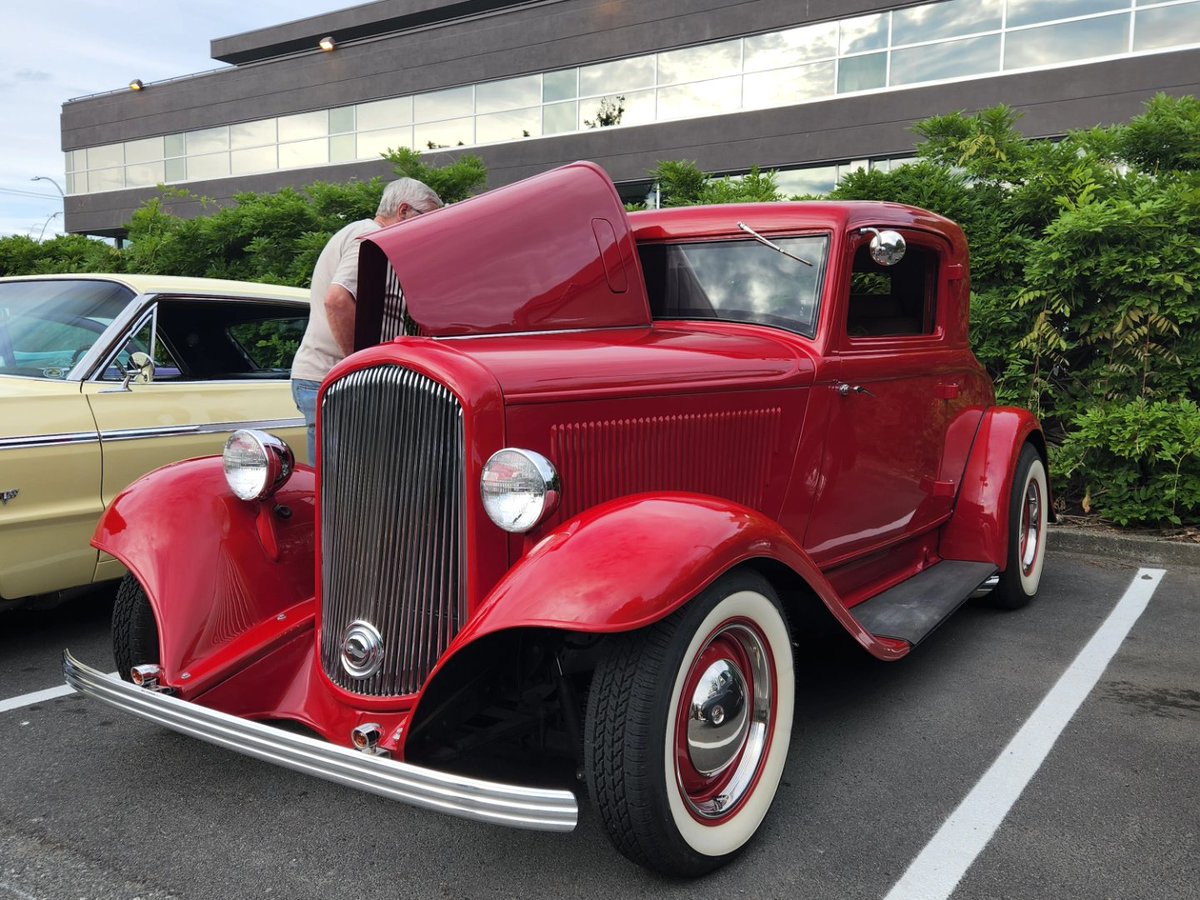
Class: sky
0,1,351,240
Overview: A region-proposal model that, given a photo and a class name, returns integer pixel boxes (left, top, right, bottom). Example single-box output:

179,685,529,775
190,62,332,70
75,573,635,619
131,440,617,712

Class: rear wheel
112,574,159,681
992,445,1048,610
584,570,794,876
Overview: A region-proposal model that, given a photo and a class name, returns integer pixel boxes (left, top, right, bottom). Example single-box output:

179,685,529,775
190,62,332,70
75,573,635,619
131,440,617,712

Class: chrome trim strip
98,417,305,443
1,419,302,450
0,431,100,450
63,651,578,832
436,324,649,340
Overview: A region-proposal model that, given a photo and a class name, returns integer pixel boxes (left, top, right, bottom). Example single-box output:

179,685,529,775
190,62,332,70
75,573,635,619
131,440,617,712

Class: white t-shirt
291,218,381,383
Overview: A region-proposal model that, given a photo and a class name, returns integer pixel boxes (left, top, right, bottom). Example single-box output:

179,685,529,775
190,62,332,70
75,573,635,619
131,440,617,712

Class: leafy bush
650,161,782,207
1057,399,1200,526
1,150,488,289
6,97,1199,526
0,233,123,276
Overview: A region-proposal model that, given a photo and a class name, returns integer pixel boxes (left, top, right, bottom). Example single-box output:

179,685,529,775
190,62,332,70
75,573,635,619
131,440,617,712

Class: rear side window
639,235,829,337
229,317,307,371
847,241,938,338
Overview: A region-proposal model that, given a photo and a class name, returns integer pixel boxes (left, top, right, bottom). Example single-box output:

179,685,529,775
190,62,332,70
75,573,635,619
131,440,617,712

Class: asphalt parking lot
1,541,1196,900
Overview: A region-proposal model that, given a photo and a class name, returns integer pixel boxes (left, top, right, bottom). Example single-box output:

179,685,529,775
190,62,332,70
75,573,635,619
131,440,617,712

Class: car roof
628,201,960,242
0,272,308,303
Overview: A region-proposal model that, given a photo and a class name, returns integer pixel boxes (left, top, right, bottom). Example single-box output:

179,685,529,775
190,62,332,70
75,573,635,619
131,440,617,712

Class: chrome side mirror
129,350,155,384
861,228,906,266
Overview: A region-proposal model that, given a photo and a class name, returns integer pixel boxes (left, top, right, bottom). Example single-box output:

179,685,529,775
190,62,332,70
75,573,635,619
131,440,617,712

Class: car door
0,379,102,601
82,294,308,578
803,228,962,567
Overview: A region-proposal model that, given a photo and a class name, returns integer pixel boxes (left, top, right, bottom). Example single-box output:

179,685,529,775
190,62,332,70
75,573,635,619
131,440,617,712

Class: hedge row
3,99,1197,525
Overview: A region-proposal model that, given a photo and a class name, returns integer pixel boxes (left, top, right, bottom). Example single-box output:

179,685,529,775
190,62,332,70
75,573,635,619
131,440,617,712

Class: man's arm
325,283,357,357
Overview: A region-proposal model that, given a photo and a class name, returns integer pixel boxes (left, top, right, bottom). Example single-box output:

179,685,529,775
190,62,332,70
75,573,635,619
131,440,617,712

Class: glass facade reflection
67,0,1200,195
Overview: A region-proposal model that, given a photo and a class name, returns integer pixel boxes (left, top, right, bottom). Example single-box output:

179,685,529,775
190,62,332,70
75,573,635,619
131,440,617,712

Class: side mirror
862,228,906,266
129,350,155,384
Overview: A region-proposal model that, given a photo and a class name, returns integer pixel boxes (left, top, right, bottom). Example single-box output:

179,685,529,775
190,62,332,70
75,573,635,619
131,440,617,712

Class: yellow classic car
0,274,308,606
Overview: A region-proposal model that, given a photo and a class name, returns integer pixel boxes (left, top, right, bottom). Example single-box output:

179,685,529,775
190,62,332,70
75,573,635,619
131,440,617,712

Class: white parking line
884,567,1166,900
0,672,118,714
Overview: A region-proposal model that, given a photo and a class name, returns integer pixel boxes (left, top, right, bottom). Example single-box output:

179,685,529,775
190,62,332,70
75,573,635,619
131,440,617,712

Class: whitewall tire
585,570,794,876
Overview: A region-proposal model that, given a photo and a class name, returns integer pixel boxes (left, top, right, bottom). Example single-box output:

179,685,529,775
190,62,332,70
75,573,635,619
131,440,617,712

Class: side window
846,239,938,338
152,299,308,380
228,316,307,372
99,300,307,382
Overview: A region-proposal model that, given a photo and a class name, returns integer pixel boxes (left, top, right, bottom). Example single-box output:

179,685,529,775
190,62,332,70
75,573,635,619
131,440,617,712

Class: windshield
0,280,133,379
639,234,829,337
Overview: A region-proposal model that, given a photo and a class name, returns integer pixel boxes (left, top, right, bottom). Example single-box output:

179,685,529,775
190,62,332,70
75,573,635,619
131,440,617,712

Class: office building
61,0,1200,236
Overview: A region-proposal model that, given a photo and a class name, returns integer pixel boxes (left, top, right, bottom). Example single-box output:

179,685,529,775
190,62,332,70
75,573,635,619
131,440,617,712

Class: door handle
837,382,876,398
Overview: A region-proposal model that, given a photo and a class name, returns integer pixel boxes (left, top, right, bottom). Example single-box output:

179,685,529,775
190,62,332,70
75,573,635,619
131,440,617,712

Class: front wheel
584,570,794,876
991,445,1049,610
112,573,160,681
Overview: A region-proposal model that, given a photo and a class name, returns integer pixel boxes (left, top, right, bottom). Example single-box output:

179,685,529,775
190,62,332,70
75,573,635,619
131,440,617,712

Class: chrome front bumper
63,651,578,832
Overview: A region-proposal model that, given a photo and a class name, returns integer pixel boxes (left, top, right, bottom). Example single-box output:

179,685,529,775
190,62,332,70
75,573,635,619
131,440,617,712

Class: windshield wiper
737,222,814,267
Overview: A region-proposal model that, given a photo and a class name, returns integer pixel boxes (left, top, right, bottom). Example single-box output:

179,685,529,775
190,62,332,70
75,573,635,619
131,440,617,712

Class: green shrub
1057,399,1200,526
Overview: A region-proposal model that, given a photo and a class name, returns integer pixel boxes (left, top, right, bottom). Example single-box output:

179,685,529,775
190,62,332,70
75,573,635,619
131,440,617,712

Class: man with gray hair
291,177,443,461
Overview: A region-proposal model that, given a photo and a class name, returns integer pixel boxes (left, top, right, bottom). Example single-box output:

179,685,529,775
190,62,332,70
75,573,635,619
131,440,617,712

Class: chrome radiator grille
319,364,466,697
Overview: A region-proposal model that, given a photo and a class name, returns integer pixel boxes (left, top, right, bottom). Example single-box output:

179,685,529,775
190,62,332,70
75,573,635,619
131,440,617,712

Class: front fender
441,493,908,662
940,407,1048,567
404,493,907,754
93,457,316,694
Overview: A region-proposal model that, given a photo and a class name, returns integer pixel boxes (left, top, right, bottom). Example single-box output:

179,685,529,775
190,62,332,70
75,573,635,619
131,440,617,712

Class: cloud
15,70,52,82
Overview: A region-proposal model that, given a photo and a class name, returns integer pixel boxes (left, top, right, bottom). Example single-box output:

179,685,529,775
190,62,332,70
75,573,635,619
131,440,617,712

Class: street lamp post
37,211,61,241
31,175,65,198
30,176,66,241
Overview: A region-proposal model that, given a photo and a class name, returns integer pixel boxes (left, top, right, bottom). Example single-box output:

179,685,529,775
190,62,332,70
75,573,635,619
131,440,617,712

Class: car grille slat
320,364,466,697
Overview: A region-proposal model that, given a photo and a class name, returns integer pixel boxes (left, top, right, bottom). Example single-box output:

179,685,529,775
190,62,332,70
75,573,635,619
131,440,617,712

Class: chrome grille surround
320,364,467,697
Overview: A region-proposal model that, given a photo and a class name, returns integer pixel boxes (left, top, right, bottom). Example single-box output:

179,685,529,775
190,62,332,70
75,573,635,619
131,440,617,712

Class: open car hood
355,161,650,343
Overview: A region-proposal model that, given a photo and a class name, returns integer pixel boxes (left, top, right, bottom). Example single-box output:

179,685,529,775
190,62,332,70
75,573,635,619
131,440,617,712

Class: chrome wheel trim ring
1020,476,1042,577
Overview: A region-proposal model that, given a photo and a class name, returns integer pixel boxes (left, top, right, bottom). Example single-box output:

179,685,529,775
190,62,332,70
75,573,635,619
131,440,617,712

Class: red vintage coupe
65,161,1049,877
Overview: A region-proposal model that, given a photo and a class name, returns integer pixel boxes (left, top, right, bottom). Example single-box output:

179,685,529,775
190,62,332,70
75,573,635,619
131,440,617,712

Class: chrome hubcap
676,621,773,820
687,660,749,775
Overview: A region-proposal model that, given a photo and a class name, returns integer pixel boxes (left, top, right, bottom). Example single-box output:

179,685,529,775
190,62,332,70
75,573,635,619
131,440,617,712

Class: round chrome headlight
223,429,294,501
480,449,560,533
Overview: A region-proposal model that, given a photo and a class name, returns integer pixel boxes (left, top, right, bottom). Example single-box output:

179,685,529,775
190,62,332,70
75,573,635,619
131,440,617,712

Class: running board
850,561,998,646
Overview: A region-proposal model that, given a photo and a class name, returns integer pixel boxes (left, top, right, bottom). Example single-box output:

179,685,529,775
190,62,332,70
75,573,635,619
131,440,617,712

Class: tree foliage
4,96,1198,525
649,160,782,207
0,150,488,288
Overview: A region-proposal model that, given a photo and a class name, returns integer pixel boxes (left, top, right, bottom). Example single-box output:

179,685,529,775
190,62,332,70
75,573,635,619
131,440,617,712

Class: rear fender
940,407,1049,567
93,457,316,695
441,493,907,670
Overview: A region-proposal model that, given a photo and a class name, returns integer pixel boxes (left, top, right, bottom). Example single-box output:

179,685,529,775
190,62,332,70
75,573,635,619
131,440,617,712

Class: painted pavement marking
0,672,118,714
884,567,1167,900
